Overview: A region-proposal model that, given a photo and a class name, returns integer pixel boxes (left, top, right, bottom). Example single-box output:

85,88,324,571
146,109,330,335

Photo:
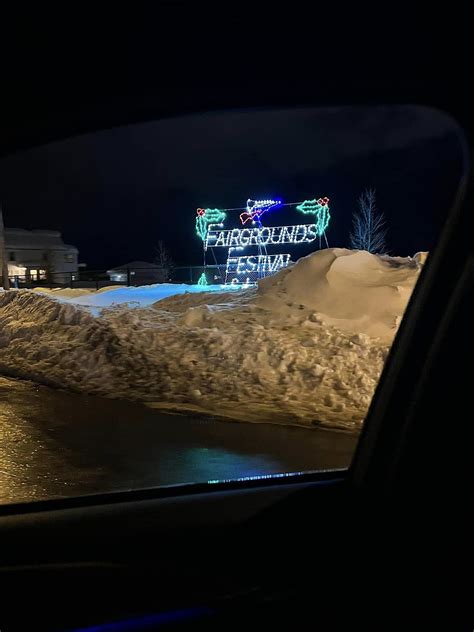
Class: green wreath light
296,197,330,236
195,208,227,242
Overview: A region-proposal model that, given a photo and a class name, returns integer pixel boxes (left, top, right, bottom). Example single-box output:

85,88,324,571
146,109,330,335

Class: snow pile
257,248,422,341
0,249,423,430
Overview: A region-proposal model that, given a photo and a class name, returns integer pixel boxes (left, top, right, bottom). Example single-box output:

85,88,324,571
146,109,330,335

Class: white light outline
206,223,318,249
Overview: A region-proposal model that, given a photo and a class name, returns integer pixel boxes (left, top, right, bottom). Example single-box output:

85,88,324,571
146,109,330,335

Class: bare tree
154,240,174,281
350,189,387,254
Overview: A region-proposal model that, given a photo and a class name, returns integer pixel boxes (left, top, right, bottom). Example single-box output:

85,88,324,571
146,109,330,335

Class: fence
7,265,230,289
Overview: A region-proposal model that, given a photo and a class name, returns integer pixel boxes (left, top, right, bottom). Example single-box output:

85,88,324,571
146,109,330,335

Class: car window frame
0,99,470,514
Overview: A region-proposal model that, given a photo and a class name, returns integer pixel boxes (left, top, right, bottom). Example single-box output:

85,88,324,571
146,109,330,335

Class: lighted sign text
226,254,291,283
206,224,317,250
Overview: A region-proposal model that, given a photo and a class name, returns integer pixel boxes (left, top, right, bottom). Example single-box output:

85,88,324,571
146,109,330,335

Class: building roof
5,228,78,252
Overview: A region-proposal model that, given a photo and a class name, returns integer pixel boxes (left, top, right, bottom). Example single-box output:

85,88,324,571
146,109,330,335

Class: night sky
0,106,465,270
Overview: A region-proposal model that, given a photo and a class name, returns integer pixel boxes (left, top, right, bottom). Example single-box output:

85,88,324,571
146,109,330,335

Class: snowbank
257,248,421,340
0,249,422,430
34,283,230,311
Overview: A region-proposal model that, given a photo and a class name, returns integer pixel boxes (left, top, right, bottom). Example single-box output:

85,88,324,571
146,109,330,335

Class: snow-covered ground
0,249,424,430
35,282,234,313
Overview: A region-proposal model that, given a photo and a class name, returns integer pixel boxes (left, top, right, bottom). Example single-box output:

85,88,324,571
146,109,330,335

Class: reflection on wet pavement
0,376,357,505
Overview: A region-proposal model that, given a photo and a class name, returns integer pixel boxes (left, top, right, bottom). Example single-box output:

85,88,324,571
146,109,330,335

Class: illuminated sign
195,197,330,285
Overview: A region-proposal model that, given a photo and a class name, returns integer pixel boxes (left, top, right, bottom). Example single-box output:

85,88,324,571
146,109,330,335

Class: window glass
0,106,466,504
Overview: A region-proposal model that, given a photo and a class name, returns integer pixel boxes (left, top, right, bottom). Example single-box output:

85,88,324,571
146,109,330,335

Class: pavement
0,376,358,505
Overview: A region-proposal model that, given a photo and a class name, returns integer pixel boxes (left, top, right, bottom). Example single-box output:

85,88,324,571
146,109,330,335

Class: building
107,261,168,285
5,228,79,284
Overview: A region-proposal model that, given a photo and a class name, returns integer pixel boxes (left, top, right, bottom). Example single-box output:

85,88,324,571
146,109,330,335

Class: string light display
296,198,331,236
195,196,330,285
195,208,227,242
197,272,208,286
240,198,282,225
226,254,291,276
206,224,318,249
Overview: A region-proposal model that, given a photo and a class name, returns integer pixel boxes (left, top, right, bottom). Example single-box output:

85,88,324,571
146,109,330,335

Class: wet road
0,376,358,505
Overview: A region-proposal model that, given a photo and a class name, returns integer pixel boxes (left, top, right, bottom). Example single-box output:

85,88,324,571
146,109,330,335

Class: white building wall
5,228,79,284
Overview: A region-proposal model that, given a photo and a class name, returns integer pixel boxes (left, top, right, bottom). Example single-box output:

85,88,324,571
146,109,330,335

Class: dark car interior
0,8,472,630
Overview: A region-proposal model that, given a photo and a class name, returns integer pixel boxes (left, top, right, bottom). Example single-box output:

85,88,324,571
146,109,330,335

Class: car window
0,105,466,504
